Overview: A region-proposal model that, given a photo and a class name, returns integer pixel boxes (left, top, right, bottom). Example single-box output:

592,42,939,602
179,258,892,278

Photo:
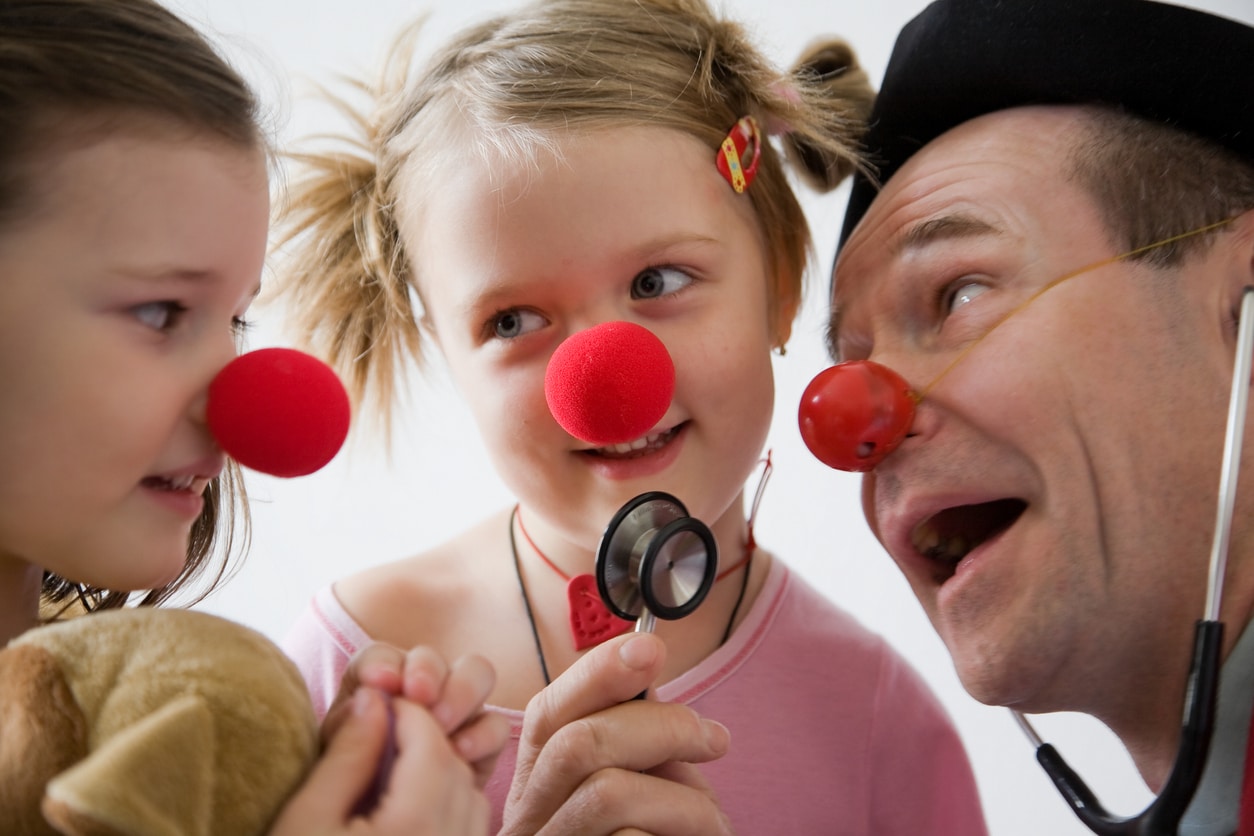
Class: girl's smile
579,422,689,481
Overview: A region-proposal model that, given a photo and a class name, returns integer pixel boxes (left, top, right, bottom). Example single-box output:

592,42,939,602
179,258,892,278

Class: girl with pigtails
277,0,988,831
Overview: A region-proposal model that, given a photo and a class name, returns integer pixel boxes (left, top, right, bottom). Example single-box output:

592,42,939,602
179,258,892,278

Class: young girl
277,0,989,832
0,2,502,833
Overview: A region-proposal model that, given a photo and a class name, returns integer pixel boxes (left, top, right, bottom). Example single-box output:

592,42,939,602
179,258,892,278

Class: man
828,0,1254,832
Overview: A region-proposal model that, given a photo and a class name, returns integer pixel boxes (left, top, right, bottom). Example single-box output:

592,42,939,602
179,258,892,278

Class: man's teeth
912,523,969,564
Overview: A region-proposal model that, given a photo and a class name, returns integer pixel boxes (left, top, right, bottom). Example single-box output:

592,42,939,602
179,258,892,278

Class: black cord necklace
508,505,753,687
509,505,552,685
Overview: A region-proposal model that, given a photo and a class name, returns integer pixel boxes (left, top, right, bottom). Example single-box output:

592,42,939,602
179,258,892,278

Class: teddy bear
0,607,320,836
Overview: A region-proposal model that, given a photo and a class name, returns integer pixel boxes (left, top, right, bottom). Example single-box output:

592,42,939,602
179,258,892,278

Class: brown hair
0,0,263,613
274,0,874,423
1068,107,1254,266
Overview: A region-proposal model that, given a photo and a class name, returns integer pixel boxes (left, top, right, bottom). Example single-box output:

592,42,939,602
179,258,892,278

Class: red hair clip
716,115,761,194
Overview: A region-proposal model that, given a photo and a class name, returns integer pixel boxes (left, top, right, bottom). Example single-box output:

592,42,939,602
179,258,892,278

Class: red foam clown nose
207,348,351,477
544,321,675,446
798,360,915,472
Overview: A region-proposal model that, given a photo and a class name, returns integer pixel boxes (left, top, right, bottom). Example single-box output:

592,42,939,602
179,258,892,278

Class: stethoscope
798,283,1254,835
596,490,718,636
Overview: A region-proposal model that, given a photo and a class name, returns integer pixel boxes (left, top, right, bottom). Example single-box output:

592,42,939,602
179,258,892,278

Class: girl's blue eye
232,316,252,336
132,301,186,331
492,308,546,339
631,266,692,300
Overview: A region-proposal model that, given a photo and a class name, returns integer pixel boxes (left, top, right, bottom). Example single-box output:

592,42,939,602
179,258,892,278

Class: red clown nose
798,361,915,472
207,348,351,477
544,321,675,446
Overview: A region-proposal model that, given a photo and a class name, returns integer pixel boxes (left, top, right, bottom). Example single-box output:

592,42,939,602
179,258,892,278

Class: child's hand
500,632,734,835
324,642,508,787
270,687,489,835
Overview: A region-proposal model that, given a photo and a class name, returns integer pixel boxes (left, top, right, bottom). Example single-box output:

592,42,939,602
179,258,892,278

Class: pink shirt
284,559,988,834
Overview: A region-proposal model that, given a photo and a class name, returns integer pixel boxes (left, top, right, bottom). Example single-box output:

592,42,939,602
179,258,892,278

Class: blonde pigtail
686,16,874,343
271,86,422,435
775,40,875,193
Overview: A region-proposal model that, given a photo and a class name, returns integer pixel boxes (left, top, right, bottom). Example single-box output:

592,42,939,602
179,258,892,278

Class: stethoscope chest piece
596,491,718,625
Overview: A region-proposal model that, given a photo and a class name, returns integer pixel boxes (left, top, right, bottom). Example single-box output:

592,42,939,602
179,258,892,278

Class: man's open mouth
910,498,1027,580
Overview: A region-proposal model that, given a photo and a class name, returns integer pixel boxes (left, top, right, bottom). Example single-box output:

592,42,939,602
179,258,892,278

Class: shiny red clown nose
798,360,915,472
544,321,675,446
207,347,351,477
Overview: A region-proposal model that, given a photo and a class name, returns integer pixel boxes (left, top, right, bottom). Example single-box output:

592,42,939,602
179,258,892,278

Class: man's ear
1231,207,1254,278
1223,209,1254,340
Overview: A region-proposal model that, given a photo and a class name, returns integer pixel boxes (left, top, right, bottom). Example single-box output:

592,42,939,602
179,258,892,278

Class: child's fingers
450,710,512,788
429,653,496,733
372,699,492,833
269,688,390,833
321,643,408,744
399,645,450,706
347,642,408,694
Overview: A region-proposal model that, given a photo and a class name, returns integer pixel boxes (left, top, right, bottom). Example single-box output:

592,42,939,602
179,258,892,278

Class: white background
163,1,1254,833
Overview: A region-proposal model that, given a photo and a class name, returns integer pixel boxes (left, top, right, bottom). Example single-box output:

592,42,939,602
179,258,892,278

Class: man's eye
944,280,990,314
631,266,693,300
492,308,546,339
132,301,186,332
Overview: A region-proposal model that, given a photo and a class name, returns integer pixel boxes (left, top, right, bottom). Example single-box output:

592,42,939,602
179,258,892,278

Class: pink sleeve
869,649,989,835
281,585,367,722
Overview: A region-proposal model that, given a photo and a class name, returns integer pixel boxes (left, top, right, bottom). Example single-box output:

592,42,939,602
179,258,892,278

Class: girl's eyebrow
111,266,216,283
634,230,720,252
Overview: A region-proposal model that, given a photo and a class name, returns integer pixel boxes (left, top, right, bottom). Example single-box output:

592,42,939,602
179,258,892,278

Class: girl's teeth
602,431,665,456
150,475,197,491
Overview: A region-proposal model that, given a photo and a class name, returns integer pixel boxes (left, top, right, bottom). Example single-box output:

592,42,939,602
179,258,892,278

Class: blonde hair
276,0,874,421
0,0,261,612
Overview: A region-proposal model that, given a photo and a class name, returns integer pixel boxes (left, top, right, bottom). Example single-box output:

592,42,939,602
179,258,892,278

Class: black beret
839,0,1254,249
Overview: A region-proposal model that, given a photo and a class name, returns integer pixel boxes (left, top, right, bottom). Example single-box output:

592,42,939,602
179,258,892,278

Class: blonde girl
278,0,988,832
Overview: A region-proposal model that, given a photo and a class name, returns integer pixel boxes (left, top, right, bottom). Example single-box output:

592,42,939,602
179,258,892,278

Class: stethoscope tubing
1207,287,1254,620
1016,285,1254,835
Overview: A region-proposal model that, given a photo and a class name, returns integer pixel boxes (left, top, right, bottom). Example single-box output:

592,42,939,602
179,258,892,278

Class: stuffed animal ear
42,694,215,836
0,643,89,836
